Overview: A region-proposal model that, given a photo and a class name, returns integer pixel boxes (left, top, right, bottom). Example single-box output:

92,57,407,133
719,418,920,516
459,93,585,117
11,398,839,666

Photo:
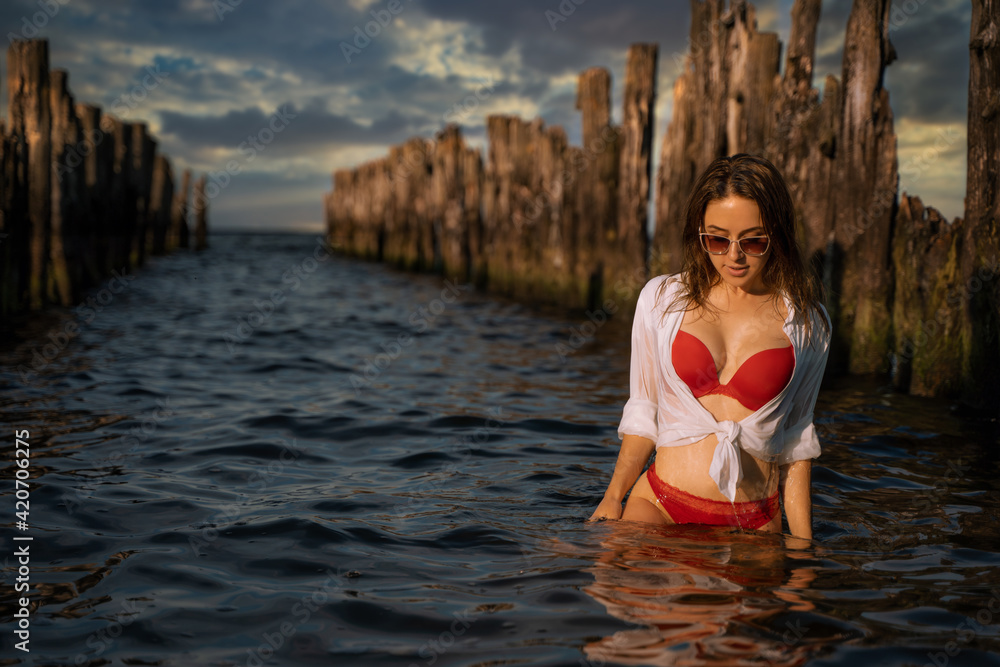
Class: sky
0,0,972,232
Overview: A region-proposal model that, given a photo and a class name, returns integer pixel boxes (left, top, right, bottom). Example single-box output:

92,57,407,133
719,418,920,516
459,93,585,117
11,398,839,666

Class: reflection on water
0,234,999,666
583,524,837,666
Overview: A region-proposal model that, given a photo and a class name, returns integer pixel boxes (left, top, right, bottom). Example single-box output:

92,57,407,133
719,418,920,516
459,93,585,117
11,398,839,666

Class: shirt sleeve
617,279,661,442
777,305,831,465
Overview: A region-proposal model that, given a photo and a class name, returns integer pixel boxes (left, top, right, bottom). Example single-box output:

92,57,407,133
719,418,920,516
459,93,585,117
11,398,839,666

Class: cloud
884,1,971,125
0,0,973,230
159,103,418,154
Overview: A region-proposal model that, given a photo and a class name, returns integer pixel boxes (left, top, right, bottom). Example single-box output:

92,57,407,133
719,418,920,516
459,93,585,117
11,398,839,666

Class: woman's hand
588,495,623,522
589,434,655,522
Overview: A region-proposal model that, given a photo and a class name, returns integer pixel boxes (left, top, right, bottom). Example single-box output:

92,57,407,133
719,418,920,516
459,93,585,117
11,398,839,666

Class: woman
589,154,830,539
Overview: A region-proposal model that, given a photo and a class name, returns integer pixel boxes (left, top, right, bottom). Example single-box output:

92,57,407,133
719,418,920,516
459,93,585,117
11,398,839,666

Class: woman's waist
653,423,784,460
653,437,779,502
652,394,781,445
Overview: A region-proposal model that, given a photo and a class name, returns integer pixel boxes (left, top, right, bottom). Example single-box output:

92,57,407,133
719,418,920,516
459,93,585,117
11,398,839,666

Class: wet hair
659,153,827,340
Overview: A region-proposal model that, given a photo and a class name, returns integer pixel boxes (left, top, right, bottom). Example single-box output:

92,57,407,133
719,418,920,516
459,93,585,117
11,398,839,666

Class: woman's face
701,196,770,293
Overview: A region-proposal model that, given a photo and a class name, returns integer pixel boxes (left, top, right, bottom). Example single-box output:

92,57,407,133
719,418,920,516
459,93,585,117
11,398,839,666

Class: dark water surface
2,234,999,666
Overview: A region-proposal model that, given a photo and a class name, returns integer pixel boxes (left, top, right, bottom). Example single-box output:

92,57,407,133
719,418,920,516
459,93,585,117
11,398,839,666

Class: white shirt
618,274,831,501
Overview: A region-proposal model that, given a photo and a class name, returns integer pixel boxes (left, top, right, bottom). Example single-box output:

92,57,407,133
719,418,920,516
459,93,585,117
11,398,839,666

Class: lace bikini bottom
646,464,779,530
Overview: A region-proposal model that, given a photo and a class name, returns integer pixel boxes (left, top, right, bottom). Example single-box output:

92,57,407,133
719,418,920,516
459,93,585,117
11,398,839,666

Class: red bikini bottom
646,465,779,530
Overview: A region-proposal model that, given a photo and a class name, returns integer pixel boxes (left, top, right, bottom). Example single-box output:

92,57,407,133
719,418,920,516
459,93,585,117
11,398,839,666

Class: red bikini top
671,329,794,411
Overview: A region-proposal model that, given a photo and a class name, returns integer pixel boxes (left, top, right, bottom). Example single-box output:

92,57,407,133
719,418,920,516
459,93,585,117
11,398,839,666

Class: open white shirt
618,274,831,502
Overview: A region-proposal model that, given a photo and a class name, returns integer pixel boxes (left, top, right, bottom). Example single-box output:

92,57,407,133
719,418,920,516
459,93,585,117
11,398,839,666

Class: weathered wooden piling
7,39,51,310
461,144,484,284
326,169,354,255
652,0,757,275
483,115,580,302
575,68,617,280
170,169,191,251
74,104,110,284
50,69,81,306
891,195,964,396
572,67,618,307
961,0,1000,407
0,124,29,315
364,156,391,263
193,175,209,251
615,44,657,292
830,0,898,375
130,123,156,267
763,0,838,268
149,154,174,256
429,125,483,282
0,38,208,320
382,138,431,268
106,116,135,273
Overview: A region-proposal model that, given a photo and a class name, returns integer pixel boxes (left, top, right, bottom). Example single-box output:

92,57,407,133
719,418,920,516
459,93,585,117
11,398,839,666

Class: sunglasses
699,233,770,256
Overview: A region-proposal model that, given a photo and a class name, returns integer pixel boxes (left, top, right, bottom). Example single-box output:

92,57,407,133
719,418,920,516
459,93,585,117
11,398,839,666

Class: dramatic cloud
0,0,972,229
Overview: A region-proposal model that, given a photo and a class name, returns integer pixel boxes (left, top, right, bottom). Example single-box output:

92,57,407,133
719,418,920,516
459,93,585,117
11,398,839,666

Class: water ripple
0,235,998,666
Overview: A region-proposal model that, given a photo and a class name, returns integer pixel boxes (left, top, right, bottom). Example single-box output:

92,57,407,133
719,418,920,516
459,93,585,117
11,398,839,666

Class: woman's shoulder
783,294,832,348
636,273,686,322
637,273,678,307
639,272,682,299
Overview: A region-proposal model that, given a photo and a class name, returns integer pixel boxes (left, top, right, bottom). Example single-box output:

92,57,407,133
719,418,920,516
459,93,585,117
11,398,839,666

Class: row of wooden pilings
0,39,209,318
325,44,656,312
325,0,999,413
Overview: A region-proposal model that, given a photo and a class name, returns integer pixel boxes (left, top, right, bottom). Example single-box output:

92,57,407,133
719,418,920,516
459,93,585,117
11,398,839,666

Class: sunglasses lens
740,237,769,255
703,235,730,253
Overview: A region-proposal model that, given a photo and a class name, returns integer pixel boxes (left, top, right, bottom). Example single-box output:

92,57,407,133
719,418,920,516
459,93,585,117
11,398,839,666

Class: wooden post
652,69,694,276
614,43,658,304
170,168,191,250
327,169,354,254
764,0,833,266
49,69,80,306
130,123,156,266
193,174,209,250
652,0,732,276
830,0,898,375
388,138,432,269
7,39,51,310
961,0,1000,409
727,7,781,157
106,117,134,272
431,125,466,279
463,147,484,286
75,103,111,283
361,159,386,261
575,67,617,307
891,195,964,396
483,115,552,298
0,122,30,316
149,154,173,256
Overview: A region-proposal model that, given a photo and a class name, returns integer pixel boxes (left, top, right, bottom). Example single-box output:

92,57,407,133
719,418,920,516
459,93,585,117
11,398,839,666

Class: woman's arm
777,307,829,540
780,459,812,539
591,278,662,521
589,433,655,520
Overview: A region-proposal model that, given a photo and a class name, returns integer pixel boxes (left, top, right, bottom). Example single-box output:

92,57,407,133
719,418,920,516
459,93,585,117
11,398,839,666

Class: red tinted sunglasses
699,233,770,256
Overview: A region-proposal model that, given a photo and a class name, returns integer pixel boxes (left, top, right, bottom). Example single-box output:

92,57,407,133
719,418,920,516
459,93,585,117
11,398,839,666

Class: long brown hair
659,153,827,340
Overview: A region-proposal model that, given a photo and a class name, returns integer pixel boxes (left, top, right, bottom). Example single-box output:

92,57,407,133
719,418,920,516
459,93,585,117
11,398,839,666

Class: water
1,233,999,666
